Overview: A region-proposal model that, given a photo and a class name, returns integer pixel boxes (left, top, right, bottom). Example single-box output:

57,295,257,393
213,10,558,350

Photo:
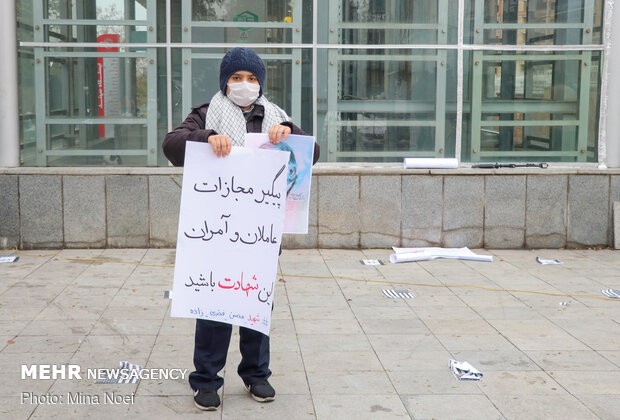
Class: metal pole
0,1,20,167
605,1,620,167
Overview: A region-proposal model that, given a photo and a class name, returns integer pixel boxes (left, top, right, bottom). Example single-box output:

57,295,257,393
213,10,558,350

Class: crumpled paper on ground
536,256,563,265
449,359,483,380
601,289,620,299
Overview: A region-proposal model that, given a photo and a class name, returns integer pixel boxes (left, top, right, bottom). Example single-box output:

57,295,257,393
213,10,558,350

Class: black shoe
193,389,220,410
245,380,276,402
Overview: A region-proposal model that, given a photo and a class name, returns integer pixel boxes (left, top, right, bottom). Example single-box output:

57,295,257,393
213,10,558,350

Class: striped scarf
204,91,291,147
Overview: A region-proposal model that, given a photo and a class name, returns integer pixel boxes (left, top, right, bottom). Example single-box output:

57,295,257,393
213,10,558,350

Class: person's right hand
207,134,232,157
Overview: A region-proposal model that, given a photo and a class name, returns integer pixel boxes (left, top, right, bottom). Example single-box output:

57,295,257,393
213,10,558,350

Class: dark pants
188,319,271,391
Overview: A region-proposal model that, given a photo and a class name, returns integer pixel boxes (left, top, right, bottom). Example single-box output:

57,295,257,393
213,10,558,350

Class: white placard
170,141,289,335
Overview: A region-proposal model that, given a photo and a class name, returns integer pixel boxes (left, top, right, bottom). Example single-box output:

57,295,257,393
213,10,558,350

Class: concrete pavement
1,248,620,419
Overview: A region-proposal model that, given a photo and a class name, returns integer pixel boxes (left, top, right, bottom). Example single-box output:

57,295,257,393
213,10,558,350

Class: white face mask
227,81,260,107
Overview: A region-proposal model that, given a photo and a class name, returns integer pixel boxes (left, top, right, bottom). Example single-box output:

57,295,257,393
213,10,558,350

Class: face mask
227,81,260,107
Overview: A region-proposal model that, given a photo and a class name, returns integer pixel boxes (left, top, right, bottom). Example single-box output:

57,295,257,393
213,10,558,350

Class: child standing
163,47,319,411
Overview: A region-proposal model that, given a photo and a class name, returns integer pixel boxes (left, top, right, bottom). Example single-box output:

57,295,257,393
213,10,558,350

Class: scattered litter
361,259,384,266
95,361,142,384
536,256,563,265
0,256,19,263
390,247,493,264
382,289,415,299
559,301,568,306
601,289,620,299
449,359,483,380
163,290,171,299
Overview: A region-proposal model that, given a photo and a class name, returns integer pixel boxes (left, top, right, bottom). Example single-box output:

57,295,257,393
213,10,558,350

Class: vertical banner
97,34,120,138
170,141,289,336
246,133,315,234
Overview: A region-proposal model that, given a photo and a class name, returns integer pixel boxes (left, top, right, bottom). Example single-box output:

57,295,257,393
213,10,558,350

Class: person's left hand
269,124,291,144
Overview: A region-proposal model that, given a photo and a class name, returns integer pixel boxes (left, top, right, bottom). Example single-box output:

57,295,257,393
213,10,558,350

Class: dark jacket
163,102,320,166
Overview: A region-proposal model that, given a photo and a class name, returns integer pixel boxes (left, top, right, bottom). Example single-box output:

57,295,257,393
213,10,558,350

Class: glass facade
16,0,606,166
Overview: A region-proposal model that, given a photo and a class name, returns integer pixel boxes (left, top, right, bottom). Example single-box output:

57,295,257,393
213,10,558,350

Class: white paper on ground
601,289,620,299
0,256,19,263
382,289,415,299
449,359,483,380
403,158,459,169
361,259,384,266
536,256,563,265
389,247,493,263
95,361,143,384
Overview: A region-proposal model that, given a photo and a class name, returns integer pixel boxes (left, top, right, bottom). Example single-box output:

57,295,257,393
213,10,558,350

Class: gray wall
1,166,619,249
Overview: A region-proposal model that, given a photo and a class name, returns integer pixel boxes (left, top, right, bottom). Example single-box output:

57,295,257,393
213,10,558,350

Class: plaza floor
1,248,619,419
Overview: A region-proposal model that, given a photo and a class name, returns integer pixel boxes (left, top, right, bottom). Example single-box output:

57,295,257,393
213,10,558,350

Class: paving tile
402,394,503,420
90,318,164,336
577,394,620,420
306,370,395,395
435,334,519,351
423,319,497,335
128,395,218,418
477,371,566,396
313,394,409,419
548,371,620,394
451,349,540,371
487,319,590,351
293,319,363,335
375,349,452,372
69,335,158,367
387,369,483,395
1,335,81,354
297,333,373,353
489,394,598,420
302,351,384,373
598,350,620,368
28,394,132,418
291,305,357,321
0,394,38,419
19,319,95,336
136,378,192,397
550,318,620,351
0,363,59,397
412,305,483,321
351,305,417,320
358,318,431,335
221,394,315,419
525,350,619,371
367,333,444,352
